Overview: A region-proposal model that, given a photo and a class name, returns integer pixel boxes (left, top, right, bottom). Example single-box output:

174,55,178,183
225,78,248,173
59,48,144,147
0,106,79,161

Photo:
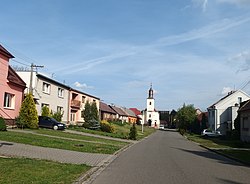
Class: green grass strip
0,131,124,154
0,157,90,184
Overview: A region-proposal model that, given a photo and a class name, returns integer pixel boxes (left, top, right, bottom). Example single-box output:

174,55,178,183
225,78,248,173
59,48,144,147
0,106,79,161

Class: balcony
71,100,81,109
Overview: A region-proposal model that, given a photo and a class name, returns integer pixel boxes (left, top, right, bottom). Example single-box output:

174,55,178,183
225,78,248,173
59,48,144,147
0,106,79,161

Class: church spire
148,83,154,99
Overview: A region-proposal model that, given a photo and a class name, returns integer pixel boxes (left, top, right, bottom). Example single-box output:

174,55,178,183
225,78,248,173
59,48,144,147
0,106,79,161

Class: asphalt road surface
91,130,250,184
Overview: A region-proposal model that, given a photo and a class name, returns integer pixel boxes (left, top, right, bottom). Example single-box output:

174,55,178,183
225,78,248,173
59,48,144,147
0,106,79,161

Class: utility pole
29,63,44,94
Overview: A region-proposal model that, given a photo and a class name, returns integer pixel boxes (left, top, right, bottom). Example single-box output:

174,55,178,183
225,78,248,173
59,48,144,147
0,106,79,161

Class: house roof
122,108,136,117
100,102,116,114
36,73,100,100
238,100,250,112
110,106,127,116
7,66,26,89
130,108,142,116
0,44,14,59
208,90,250,109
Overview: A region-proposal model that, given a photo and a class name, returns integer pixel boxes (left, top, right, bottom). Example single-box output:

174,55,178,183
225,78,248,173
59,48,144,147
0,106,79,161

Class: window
149,102,151,105
93,99,96,103
58,88,64,98
149,114,151,118
41,103,49,108
42,82,51,94
238,97,242,104
82,96,86,103
70,113,76,122
4,93,14,108
57,106,63,113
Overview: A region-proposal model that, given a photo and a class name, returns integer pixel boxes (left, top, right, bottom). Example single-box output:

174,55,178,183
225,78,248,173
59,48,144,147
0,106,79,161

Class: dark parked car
38,116,66,130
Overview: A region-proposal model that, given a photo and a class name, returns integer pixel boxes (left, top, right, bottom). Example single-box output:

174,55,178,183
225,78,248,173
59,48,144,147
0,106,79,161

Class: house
16,71,100,125
99,102,116,121
130,108,142,124
69,88,100,125
207,90,250,135
121,107,137,124
110,105,128,123
238,100,250,142
0,44,26,126
16,71,70,123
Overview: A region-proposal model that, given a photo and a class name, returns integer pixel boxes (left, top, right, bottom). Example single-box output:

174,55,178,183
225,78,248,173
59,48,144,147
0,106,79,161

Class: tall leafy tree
41,106,51,117
19,93,38,129
176,104,196,132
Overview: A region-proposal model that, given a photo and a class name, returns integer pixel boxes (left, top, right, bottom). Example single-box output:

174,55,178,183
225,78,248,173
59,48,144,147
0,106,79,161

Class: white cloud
73,82,93,89
191,0,208,12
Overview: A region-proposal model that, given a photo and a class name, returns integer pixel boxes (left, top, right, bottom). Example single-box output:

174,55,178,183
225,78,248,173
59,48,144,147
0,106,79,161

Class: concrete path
0,141,114,166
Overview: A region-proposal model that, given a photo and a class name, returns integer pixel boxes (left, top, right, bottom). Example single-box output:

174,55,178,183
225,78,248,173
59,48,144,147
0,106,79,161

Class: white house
142,84,160,128
16,71,70,123
207,90,250,135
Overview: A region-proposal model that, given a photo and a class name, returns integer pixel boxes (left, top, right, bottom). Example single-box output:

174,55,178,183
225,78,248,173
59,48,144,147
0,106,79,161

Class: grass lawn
186,134,250,149
185,133,250,164
33,128,128,146
0,157,90,184
217,150,250,165
69,123,156,140
0,131,126,154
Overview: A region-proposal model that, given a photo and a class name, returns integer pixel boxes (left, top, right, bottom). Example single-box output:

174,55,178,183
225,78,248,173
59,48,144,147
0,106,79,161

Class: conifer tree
129,123,137,140
41,106,50,117
19,93,38,129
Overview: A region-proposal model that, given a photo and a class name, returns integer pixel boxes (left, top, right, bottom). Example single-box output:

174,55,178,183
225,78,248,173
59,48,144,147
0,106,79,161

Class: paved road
90,130,250,184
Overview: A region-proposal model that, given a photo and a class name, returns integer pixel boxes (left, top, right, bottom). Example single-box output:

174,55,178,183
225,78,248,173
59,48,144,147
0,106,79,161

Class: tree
176,104,196,132
19,93,38,129
82,101,99,128
129,123,137,140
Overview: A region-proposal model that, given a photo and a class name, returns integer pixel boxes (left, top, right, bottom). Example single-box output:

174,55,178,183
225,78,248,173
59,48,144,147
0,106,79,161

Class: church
142,84,160,128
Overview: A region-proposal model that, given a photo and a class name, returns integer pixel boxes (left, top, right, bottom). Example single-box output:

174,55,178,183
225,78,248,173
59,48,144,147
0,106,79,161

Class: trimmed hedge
0,117,6,131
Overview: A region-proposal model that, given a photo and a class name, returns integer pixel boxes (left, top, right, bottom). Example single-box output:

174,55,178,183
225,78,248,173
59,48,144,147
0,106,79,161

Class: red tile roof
0,44,14,58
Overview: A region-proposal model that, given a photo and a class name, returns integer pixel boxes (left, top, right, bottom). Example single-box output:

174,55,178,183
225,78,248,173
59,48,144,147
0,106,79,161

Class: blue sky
1,0,250,111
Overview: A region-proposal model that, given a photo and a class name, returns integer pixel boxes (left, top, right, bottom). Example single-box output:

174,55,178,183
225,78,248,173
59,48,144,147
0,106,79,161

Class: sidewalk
0,140,114,166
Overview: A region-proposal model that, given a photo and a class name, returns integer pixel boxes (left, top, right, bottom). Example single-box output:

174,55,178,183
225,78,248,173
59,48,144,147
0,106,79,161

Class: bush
51,111,63,122
19,93,38,129
179,128,186,135
0,117,6,131
41,106,51,117
129,123,137,140
100,120,115,133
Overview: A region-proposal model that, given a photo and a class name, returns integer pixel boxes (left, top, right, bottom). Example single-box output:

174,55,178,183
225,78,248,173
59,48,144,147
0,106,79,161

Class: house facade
16,71,70,123
238,100,250,142
122,107,137,124
110,105,128,123
0,45,26,126
99,102,116,121
69,88,100,125
16,71,100,125
207,90,250,135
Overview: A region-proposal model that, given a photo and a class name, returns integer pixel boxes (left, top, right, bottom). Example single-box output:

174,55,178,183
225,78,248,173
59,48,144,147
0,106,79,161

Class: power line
11,59,30,67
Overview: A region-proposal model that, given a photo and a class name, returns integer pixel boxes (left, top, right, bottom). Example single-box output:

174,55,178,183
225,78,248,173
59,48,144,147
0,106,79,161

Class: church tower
145,84,160,128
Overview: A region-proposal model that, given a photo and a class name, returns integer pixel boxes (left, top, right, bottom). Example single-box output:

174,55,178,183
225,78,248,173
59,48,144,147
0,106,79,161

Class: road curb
74,141,137,184
75,132,155,184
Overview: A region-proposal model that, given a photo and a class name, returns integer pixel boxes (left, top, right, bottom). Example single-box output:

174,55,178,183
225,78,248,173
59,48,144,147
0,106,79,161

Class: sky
1,0,250,111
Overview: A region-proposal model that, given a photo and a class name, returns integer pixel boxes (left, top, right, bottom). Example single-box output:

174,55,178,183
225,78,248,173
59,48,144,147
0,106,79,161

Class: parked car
202,129,221,137
159,125,165,130
38,116,66,130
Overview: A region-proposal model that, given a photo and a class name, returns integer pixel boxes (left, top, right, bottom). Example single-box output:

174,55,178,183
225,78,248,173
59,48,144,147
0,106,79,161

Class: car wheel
53,125,58,130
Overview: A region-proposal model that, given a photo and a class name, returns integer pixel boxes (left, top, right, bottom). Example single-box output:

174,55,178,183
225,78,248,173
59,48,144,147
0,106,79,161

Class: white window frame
4,92,15,109
42,82,51,94
58,88,64,98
